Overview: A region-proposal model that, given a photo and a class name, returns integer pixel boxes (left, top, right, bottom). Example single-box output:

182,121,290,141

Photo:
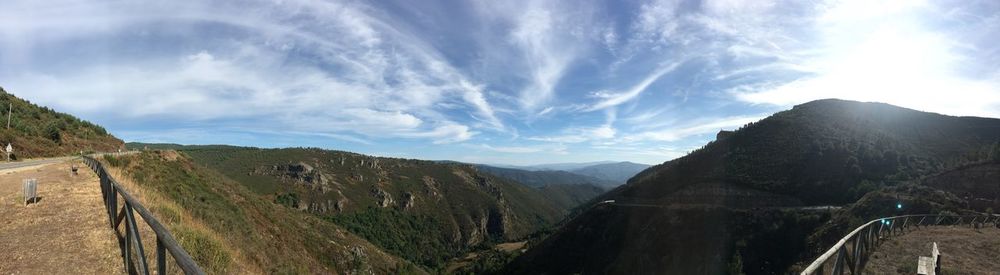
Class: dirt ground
866,225,1000,274
0,160,122,274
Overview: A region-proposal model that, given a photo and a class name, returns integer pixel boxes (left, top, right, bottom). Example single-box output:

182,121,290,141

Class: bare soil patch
0,160,122,274
866,226,1000,274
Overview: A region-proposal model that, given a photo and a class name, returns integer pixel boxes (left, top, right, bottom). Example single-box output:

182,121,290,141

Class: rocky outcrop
253,162,334,193
401,192,416,210
422,176,442,199
371,187,394,208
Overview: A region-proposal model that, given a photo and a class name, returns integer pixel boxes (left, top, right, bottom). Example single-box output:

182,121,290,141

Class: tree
45,122,61,143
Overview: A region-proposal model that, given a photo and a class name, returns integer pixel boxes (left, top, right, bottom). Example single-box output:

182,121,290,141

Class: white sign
5,143,11,153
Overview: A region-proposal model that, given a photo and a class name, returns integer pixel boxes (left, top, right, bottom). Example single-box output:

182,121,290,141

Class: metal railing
801,214,1000,275
83,156,205,275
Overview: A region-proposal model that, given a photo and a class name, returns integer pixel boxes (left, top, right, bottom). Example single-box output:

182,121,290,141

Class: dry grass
866,226,1000,274
101,159,264,274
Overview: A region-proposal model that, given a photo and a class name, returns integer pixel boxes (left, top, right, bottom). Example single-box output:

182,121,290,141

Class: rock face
252,158,538,250
253,162,344,213
371,187,394,208
401,192,416,210
254,162,331,191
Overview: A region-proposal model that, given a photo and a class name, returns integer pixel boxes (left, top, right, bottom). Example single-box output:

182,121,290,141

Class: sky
1,0,999,165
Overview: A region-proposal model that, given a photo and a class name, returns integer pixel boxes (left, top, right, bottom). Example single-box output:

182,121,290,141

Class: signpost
5,143,11,162
23,178,37,206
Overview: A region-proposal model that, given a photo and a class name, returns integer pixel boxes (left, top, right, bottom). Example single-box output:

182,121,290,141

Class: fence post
157,238,167,275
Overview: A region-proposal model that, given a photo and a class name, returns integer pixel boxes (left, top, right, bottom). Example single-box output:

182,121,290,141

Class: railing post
124,203,150,275
124,206,132,274
157,237,166,275
832,246,846,275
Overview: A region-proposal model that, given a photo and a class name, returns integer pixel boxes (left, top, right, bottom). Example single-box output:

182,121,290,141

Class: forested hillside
0,87,122,158
507,99,1000,274
125,145,591,271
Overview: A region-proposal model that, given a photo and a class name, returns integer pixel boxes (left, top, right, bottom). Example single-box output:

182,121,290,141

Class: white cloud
473,143,568,154
401,123,477,144
621,115,765,143
733,0,1000,118
472,0,598,113
586,61,683,111
0,0,504,145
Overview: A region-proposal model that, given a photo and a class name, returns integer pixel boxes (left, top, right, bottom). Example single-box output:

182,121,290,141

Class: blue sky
1,0,999,165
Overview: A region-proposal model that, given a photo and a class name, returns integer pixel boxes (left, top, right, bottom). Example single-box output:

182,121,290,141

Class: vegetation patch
330,207,453,270
172,226,232,274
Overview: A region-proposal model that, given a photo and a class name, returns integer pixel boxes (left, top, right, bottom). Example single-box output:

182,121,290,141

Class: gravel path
0,160,122,274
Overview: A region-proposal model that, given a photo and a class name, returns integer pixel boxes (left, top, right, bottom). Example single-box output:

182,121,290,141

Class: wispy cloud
1,0,997,166
472,143,567,154
620,114,765,143
586,61,683,111
0,0,501,145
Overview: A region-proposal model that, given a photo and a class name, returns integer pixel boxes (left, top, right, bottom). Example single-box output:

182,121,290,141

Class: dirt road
0,159,122,274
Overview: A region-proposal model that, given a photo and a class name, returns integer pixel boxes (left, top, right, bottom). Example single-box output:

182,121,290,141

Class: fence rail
83,156,205,275
801,214,1000,275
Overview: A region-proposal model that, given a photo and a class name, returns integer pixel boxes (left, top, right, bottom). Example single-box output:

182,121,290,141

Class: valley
3,84,1000,274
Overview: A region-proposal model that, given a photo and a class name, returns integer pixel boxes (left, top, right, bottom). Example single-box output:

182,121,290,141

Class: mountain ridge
505,98,1000,274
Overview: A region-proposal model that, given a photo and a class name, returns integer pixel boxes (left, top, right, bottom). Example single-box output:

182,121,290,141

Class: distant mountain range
569,162,651,184
480,161,651,188
475,165,618,189
489,161,619,171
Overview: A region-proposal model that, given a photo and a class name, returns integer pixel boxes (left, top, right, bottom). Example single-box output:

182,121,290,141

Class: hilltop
0,87,122,158
505,99,1000,274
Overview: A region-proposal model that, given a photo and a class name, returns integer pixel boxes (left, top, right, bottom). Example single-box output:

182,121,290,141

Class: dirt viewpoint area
0,160,122,274
866,226,1000,274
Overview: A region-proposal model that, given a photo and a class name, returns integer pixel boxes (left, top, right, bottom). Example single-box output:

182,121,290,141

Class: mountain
489,161,617,171
475,165,609,209
100,150,421,274
0,87,122,158
126,145,595,271
476,165,616,188
569,161,651,184
505,99,1000,274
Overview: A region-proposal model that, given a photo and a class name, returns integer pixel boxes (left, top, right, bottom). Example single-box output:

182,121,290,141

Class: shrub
172,226,231,274
45,122,61,143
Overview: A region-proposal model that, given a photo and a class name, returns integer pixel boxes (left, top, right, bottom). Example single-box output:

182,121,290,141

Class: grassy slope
0,87,122,158
103,151,423,274
134,146,578,271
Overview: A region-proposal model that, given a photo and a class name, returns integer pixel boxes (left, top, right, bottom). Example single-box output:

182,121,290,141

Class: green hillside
507,99,1000,274
125,145,589,271
101,150,421,274
0,87,122,158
